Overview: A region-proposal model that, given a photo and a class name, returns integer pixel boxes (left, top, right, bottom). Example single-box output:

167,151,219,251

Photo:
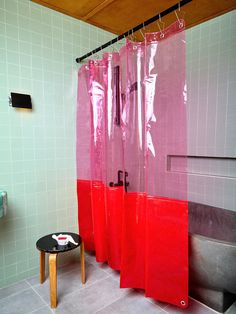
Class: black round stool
36,232,85,308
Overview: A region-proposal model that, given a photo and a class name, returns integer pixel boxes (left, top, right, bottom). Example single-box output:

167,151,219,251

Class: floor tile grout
144,297,169,313
0,278,30,292
93,293,128,314
84,257,219,314
25,261,113,311
57,272,112,300
0,255,224,314
26,260,94,288
29,304,53,314
24,278,34,288
0,286,31,303
32,272,113,309
30,284,53,312
146,296,169,310
93,290,169,314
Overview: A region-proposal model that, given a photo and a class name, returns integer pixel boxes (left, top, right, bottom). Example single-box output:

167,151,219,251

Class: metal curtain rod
76,0,192,63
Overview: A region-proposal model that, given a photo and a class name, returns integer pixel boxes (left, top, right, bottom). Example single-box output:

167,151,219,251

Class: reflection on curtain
76,20,188,308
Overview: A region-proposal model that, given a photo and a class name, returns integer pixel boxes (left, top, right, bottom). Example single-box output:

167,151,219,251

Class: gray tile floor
0,253,221,314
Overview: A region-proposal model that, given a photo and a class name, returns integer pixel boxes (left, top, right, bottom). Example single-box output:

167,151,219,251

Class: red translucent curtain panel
106,186,124,270
76,65,94,250
89,60,108,262
145,20,188,308
120,40,147,289
145,21,187,200
120,192,146,289
88,55,125,267
145,197,188,307
103,53,124,270
77,180,94,250
77,19,188,309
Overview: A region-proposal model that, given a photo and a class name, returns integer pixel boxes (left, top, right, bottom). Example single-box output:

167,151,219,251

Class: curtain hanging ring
140,23,145,40
157,14,165,39
131,28,135,42
139,29,145,40
130,29,135,42
174,10,183,28
156,21,164,38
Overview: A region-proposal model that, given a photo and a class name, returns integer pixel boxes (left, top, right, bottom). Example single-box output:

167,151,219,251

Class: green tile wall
186,10,236,210
0,0,114,288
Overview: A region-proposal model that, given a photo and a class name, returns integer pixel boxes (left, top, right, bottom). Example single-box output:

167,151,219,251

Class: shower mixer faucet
109,170,129,192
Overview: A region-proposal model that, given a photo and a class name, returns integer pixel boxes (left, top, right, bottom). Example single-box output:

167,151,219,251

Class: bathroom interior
0,0,236,313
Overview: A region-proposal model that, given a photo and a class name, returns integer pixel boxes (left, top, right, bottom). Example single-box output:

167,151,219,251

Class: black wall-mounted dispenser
10,92,32,109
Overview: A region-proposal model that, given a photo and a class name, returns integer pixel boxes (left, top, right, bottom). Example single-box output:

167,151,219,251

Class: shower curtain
77,20,188,308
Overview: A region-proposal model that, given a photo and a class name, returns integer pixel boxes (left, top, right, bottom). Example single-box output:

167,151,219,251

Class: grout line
26,265,112,307
93,288,169,314
84,256,121,279
0,286,31,303
159,309,169,313
29,304,53,314
25,260,93,288
78,273,112,290
135,290,169,313
80,256,169,313
24,278,33,288
143,297,169,313
40,274,113,310
93,293,128,314
0,278,28,291
97,267,117,276
30,284,53,311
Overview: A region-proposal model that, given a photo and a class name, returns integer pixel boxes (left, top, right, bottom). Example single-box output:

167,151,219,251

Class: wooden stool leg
39,251,45,284
49,253,57,308
80,241,85,284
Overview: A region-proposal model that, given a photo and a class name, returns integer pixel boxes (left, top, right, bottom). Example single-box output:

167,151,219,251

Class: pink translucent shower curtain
103,53,124,270
76,65,94,251
119,40,147,290
77,20,188,308
144,21,188,306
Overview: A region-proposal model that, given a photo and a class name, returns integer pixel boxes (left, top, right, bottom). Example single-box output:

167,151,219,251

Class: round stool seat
36,232,81,253
36,232,85,309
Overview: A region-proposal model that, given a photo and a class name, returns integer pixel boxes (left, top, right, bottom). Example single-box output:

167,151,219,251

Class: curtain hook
143,22,149,33
140,23,145,40
174,9,184,28
127,29,130,41
157,13,165,38
131,28,135,41
140,29,145,40
128,29,135,42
